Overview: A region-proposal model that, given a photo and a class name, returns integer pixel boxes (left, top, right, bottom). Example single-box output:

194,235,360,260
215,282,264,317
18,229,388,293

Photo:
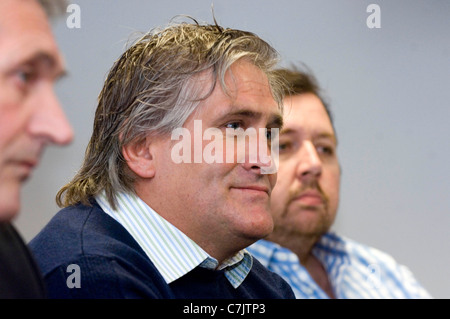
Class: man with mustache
247,65,431,299
0,0,73,298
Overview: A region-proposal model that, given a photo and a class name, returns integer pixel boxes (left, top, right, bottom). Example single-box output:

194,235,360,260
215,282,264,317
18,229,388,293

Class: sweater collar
96,191,252,288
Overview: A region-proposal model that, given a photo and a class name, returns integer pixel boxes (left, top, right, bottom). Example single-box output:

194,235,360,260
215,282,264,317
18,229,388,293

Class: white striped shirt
96,191,252,288
247,233,432,298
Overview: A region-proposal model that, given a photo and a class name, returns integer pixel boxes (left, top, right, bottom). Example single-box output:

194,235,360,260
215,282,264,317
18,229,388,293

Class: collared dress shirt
96,191,252,288
247,233,432,299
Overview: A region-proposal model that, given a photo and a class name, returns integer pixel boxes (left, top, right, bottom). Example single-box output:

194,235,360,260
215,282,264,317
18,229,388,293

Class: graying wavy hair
57,18,285,209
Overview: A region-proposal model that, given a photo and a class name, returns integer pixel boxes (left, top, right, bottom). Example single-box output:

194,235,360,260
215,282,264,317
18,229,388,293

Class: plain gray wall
14,0,449,298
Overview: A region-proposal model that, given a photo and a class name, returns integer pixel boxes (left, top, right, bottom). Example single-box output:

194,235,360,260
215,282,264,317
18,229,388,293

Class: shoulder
29,201,146,277
44,255,172,299
331,233,432,298
43,254,172,298
29,202,174,298
337,234,405,268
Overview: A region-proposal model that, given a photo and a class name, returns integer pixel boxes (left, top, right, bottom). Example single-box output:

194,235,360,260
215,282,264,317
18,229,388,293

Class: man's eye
16,68,36,85
317,145,334,155
265,128,279,141
278,141,292,152
225,122,242,130
276,140,300,159
265,129,272,140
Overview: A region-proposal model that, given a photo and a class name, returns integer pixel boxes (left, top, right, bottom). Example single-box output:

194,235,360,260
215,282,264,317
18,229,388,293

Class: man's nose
28,84,74,145
295,140,322,180
241,128,278,175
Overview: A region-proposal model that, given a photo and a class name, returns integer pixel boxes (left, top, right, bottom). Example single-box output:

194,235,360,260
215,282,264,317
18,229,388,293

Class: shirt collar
95,191,252,288
312,232,348,261
249,232,349,267
248,239,298,268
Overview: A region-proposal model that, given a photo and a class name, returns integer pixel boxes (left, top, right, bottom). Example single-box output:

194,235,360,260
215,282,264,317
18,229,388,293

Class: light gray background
14,0,449,298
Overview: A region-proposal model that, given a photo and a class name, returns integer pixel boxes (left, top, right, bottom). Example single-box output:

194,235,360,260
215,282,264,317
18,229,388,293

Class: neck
267,230,319,263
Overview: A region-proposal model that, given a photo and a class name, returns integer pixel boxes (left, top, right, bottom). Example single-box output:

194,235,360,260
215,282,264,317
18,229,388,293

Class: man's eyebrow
280,128,337,144
279,128,296,135
267,112,283,129
225,109,262,119
220,109,283,128
316,132,338,144
28,51,67,79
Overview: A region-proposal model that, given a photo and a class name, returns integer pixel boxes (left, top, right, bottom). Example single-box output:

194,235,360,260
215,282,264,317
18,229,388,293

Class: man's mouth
231,185,270,196
292,190,325,206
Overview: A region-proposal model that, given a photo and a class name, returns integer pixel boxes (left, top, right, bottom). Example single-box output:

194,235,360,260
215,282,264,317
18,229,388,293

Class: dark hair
274,64,335,129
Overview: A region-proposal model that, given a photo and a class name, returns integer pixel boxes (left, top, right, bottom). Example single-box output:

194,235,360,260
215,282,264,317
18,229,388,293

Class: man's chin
0,185,21,222
244,220,274,243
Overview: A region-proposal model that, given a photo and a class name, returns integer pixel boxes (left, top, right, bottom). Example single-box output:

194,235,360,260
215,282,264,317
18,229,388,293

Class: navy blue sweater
29,201,295,299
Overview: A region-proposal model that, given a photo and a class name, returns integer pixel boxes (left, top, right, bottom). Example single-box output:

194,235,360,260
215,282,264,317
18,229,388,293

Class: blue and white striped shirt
247,233,432,298
96,191,252,288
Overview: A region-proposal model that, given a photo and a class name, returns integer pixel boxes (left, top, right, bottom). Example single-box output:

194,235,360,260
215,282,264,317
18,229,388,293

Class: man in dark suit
0,0,73,298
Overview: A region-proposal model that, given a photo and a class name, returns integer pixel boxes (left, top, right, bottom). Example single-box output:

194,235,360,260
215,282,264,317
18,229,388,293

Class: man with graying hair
30,19,296,299
0,0,73,298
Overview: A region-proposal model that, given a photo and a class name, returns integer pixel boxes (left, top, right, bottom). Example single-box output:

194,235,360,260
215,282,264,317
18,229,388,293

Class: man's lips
21,159,38,168
292,190,325,206
231,185,270,195
12,159,39,180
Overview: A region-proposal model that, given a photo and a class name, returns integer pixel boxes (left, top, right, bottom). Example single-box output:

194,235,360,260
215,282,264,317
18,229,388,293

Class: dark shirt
0,222,46,298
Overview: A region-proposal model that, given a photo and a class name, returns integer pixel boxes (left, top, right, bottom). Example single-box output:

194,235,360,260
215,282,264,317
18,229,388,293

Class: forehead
225,60,274,99
195,60,281,122
0,0,64,71
282,93,335,137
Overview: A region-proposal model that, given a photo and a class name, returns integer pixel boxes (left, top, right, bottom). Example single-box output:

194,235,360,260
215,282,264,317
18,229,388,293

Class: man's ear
122,137,156,179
